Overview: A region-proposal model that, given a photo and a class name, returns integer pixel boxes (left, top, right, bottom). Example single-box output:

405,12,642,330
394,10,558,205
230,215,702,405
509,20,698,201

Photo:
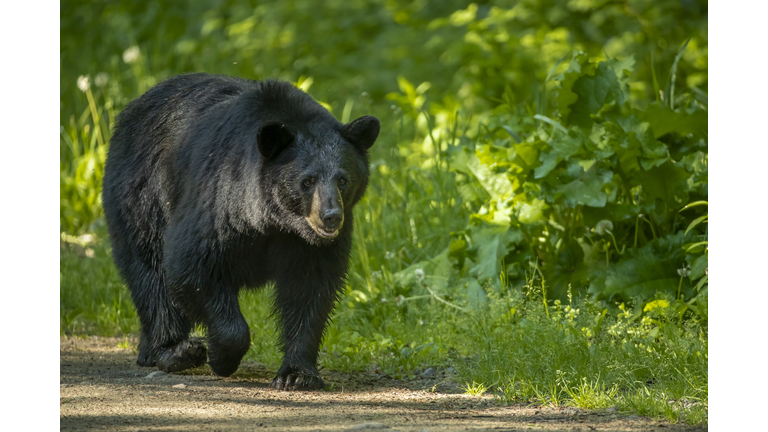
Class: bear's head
258,115,380,244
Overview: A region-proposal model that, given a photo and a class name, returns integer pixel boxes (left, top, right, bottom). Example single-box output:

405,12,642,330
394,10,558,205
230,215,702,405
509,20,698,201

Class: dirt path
60,336,705,431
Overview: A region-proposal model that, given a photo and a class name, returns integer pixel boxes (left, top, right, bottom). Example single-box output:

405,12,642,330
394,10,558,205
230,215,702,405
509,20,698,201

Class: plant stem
425,286,466,312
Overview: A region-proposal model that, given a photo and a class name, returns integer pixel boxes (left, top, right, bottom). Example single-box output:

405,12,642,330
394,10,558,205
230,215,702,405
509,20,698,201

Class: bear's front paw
270,373,324,391
154,338,208,373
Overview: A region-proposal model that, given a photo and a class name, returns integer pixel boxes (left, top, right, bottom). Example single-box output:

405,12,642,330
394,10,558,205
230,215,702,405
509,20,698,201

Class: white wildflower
95,72,109,87
77,75,90,92
415,268,424,282
123,46,140,64
595,220,614,236
385,251,395,260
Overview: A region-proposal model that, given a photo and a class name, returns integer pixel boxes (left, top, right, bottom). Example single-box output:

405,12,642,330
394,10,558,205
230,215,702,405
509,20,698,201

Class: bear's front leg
202,289,252,377
167,279,251,376
164,224,251,378
270,271,342,391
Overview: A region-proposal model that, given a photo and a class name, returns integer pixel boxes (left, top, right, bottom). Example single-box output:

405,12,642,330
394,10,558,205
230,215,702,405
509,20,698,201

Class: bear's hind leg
126,261,208,373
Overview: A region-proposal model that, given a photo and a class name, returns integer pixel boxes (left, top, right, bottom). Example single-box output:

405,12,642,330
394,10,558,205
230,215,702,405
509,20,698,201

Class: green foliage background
61,0,707,423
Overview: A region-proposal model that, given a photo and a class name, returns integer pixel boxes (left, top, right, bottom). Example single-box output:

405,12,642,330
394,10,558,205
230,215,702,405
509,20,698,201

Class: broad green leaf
534,128,583,178
512,142,540,170
689,253,707,280
550,127,583,157
518,197,549,224
640,157,669,171
588,232,691,303
556,51,589,122
448,145,471,173
457,182,491,202
640,104,708,139
476,144,510,167
603,120,643,177
556,169,613,208
616,115,669,163
535,153,559,179
605,55,635,82
469,226,521,282
568,61,627,128
586,123,616,160
467,149,514,200
633,162,690,209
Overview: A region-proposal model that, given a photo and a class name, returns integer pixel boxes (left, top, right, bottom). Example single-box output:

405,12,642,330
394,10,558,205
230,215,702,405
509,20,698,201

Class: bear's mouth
314,226,339,239
306,216,342,240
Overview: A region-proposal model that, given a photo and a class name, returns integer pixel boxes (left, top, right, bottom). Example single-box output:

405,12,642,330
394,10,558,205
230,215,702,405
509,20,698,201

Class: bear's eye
302,178,315,188
338,177,347,186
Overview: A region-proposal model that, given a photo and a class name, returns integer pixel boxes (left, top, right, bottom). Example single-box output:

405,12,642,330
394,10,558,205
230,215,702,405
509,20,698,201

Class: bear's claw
270,373,324,391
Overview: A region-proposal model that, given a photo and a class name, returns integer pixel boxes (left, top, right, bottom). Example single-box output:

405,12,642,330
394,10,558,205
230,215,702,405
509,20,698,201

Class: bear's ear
343,115,380,151
258,122,295,159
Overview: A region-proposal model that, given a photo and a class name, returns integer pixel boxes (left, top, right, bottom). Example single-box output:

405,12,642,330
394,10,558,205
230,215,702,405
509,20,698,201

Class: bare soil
60,336,706,431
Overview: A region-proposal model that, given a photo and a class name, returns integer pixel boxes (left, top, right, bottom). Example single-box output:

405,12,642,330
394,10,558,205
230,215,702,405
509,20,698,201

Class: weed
462,380,490,396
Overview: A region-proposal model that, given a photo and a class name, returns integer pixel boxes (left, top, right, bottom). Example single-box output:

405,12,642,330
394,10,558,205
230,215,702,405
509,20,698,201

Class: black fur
102,73,379,390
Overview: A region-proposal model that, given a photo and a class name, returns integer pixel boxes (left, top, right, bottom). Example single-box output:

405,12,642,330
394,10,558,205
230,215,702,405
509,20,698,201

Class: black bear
102,73,379,390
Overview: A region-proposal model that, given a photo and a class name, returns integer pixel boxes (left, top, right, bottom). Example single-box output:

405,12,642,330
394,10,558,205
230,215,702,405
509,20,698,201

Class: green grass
60,238,138,336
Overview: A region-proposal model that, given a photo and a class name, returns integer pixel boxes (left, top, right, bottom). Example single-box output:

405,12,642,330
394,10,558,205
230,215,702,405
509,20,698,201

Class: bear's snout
321,208,343,230
306,185,344,239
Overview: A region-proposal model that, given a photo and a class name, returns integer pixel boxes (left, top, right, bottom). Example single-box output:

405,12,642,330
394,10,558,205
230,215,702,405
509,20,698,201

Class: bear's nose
322,209,343,230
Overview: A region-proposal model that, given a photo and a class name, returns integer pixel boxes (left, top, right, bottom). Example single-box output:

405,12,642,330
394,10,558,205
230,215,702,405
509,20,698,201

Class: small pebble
145,371,166,379
422,368,436,378
172,383,187,389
